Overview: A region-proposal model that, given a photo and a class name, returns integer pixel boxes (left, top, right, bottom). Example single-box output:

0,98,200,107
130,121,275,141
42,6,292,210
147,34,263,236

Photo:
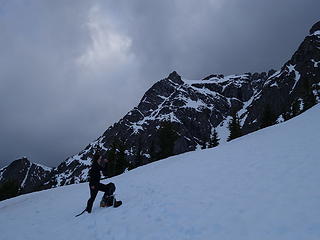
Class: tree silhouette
114,140,128,175
157,121,179,160
0,180,20,201
208,128,220,148
149,139,156,162
260,104,277,129
291,99,301,117
106,142,117,177
227,113,242,141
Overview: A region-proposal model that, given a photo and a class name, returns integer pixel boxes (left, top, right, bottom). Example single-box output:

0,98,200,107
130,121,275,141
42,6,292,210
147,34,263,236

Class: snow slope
1,105,320,240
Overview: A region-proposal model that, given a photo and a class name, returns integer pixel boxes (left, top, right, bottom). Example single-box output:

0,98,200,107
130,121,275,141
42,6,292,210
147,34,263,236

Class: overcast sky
0,0,319,168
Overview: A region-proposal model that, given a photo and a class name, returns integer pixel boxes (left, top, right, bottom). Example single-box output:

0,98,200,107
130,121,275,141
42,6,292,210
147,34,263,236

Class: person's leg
99,182,116,198
86,185,98,213
99,183,116,207
102,182,121,207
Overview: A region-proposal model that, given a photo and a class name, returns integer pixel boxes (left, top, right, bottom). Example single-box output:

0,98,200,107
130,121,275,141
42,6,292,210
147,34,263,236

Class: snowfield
1,105,320,240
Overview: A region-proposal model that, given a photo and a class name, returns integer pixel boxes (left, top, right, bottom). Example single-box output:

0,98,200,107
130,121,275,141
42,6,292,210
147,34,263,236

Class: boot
100,195,113,208
106,195,115,207
99,198,107,207
100,195,122,208
113,198,122,208
108,195,122,208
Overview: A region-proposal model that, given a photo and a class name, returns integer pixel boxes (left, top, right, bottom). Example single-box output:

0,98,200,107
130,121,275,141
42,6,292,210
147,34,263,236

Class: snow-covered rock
244,20,320,132
46,70,270,187
0,157,52,193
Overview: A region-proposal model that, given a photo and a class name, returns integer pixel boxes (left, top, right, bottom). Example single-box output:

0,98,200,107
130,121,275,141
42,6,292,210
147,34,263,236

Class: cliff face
42,70,268,187
0,157,52,193
243,21,320,132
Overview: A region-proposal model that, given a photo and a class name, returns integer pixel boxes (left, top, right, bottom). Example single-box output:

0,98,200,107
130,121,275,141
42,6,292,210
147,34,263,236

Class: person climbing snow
76,149,122,217
86,150,122,213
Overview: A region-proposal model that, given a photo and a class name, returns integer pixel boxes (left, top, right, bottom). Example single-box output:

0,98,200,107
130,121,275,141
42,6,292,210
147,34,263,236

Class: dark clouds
0,0,319,167
113,0,320,78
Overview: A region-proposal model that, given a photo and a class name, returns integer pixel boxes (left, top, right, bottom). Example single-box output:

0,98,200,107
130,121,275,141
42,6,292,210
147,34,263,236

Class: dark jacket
88,160,108,186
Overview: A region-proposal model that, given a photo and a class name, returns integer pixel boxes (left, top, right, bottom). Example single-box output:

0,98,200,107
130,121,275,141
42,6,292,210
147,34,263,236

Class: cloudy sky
0,0,319,167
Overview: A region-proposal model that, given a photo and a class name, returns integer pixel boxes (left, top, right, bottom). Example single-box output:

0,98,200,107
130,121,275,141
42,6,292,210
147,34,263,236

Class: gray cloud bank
0,0,319,167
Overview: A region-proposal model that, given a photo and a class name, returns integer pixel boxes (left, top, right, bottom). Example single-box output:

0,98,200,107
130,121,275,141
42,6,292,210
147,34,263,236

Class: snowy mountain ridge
44,21,319,188
45,70,270,186
1,20,320,192
0,157,52,194
1,104,319,240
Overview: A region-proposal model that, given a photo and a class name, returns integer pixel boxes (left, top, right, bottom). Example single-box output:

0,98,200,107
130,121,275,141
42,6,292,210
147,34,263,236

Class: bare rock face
0,157,52,193
243,22,320,132
309,21,320,35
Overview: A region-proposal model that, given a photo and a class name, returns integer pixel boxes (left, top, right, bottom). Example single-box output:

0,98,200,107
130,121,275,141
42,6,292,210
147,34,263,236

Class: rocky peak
0,157,31,175
309,21,320,35
202,74,224,80
167,71,183,85
0,157,52,193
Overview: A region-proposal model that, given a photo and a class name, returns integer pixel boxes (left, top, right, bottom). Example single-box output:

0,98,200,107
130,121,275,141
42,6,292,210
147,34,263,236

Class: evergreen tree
260,104,277,129
282,110,291,121
304,92,317,111
128,139,143,171
134,138,143,167
201,135,209,149
0,180,20,201
106,142,117,177
114,140,128,175
227,113,242,141
105,140,129,177
149,139,156,162
208,128,220,148
127,161,135,171
291,99,301,117
301,76,317,110
157,121,179,160
69,176,75,185
303,76,312,94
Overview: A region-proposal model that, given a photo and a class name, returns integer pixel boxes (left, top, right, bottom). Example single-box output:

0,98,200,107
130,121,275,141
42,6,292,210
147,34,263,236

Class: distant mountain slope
45,70,273,187
0,157,51,194
243,22,320,132
1,104,319,240
45,21,319,188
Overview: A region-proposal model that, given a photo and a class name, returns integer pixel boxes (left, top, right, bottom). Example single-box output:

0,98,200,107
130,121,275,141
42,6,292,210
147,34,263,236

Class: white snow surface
311,59,320,67
215,116,232,143
287,64,301,94
1,105,320,240
20,161,31,189
267,70,281,80
34,163,52,172
183,73,250,86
